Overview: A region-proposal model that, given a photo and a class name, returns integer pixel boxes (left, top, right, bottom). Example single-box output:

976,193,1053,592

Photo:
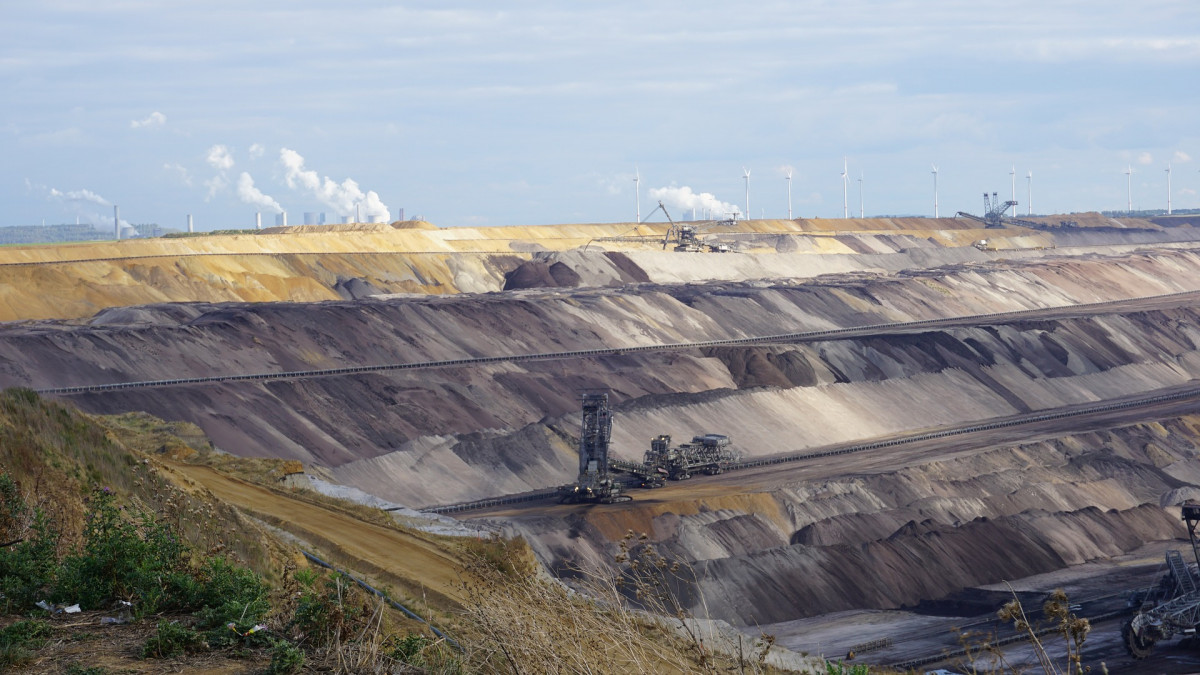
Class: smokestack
282,211,287,227
114,205,120,240
355,203,360,223
187,214,194,233
256,212,261,230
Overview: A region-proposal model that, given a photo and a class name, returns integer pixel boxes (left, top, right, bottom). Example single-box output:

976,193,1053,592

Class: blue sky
2,1,1198,230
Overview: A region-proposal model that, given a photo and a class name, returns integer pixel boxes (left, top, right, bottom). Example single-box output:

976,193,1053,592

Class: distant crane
642,200,731,252
957,191,1024,228
982,192,1018,227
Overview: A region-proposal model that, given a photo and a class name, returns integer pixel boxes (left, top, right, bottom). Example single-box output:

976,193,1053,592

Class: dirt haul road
171,462,468,607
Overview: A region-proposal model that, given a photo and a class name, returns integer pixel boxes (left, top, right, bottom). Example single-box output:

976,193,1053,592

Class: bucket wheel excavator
560,392,631,504
1123,502,1200,659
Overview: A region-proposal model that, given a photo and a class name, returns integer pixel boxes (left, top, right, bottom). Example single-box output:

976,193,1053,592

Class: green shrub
268,639,305,674
190,556,271,631
0,476,59,613
141,620,205,659
54,486,186,613
291,572,365,648
0,619,52,667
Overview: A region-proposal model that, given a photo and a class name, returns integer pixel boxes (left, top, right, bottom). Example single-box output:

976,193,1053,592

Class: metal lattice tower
577,393,613,483
562,392,630,503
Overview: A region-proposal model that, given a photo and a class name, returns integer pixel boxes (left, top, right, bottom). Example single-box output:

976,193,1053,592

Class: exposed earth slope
5,215,1200,669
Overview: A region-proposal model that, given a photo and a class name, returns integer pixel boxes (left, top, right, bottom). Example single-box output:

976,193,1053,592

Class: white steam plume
29,182,124,229
280,148,391,220
48,187,111,206
236,172,283,213
163,162,193,187
206,144,235,171
648,186,740,219
204,175,228,200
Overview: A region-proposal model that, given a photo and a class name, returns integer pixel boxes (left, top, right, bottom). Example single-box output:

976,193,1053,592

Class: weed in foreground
0,619,53,667
268,639,305,674
957,587,1097,675
141,619,207,659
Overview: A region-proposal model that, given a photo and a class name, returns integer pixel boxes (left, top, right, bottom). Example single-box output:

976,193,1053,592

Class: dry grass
452,533,787,674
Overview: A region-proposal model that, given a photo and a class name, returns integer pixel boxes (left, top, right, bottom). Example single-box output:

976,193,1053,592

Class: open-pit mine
6,212,1200,671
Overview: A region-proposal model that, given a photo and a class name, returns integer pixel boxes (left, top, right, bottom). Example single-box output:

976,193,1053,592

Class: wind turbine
1124,165,1133,213
634,168,641,223
1166,163,1173,215
784,168,793,220
931,164,939,218
1010,165,1017,216
1026,171,1032,215
841,158,849,219
858,171,864,218
743,167,751,222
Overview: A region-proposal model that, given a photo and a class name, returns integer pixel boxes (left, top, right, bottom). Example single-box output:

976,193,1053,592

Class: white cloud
1174,151,1191,164
1137,152,1154,165
130,111,166,129
206,144,234,171
248,143,265,160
